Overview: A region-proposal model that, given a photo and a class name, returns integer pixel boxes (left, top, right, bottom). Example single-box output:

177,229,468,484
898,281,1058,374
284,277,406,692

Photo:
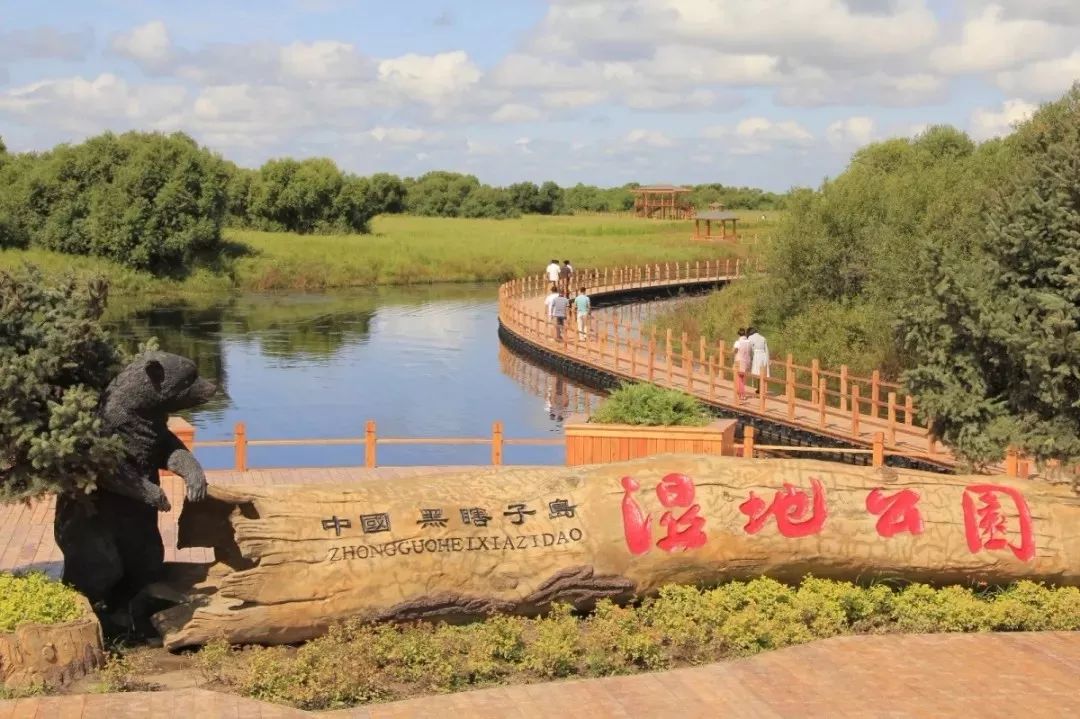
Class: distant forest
0,130,785,273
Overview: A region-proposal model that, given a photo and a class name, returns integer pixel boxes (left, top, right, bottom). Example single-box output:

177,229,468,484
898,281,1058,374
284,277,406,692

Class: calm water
106,284,633,469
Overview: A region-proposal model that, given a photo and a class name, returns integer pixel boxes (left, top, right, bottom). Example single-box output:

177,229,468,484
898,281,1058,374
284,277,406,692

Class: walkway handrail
497,259,948,466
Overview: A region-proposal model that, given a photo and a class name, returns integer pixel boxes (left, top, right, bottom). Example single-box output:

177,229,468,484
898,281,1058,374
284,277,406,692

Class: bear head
107,351,217,414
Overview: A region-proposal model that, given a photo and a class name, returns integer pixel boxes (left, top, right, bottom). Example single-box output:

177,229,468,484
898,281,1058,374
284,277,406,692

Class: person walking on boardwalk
748,326,770,395
544,284,559,324
546,259,561,286
574,286,591,340
551,290,570,340
560,260,574,294
733,328,751,402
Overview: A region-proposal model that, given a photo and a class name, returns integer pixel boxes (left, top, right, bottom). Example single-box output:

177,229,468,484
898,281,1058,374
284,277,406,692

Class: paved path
0,466,486,576
3,632,1078,717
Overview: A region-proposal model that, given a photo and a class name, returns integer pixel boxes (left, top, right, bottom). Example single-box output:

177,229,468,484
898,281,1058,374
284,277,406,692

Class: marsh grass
0,212,773,296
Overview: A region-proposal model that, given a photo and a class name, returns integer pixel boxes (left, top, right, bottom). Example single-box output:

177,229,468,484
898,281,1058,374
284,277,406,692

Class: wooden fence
176,419,1040,477
497,259,944,463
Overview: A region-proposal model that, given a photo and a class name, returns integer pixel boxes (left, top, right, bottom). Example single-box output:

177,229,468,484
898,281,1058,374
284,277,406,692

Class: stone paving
2,632,1078,717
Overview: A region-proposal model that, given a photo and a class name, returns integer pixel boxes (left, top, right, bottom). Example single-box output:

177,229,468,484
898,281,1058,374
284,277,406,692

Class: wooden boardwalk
500,262,966,471
3,632,1078,717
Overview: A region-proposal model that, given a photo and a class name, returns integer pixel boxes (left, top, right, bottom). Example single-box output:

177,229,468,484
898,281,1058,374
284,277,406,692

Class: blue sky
2,1,1078,191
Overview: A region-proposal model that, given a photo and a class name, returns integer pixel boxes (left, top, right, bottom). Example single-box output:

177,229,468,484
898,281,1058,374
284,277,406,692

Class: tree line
699,83,1079,467
0,130,786,275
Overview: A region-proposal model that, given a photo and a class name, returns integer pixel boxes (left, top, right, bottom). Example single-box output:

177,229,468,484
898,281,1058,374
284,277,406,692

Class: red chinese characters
962,484,1035,562
620,473,707,554
866,488,924,538
739,478,827,538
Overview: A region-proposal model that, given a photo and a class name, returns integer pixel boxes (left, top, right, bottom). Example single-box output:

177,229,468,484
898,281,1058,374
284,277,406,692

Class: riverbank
0,212,775,299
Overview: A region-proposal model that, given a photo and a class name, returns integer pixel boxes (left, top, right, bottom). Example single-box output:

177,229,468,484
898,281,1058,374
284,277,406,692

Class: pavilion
631,184,693,219
691,210,739,241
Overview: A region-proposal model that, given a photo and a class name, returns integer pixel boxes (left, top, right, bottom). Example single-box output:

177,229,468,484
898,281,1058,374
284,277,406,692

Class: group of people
543,260,590,341
732,327,770,402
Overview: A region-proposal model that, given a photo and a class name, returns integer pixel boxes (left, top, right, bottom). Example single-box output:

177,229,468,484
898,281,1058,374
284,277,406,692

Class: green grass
0,212,776,296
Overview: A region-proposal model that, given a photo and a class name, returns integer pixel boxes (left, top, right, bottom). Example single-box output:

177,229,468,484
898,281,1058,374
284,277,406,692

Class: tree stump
0,596,105,690
152,455,1080,650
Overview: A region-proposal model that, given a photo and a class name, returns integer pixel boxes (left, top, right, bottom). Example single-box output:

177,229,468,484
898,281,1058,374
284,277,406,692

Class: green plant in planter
590,383,711,427
0,572,86,632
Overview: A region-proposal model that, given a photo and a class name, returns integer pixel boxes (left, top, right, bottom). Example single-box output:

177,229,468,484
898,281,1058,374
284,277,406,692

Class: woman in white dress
733,328,751,401
747,326,770,395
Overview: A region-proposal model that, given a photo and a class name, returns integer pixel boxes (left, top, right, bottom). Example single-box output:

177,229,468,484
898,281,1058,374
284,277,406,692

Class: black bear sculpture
54,351,216,637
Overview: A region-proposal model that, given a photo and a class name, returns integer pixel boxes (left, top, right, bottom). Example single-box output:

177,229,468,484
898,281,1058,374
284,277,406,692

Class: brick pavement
2,632,1078,717
0,466,486,577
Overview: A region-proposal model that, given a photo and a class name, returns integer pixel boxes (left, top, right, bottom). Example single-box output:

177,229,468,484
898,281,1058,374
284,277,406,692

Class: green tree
0,267,125,503
900,86,1080,465
368,173,407,214
459,185,519,218
537,181,564,214
405,171,481,217
0,131,229,274
507,181,540,213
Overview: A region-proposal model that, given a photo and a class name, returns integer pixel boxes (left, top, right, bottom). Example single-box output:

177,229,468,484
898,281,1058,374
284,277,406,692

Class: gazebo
692,210,739,241
632,184,693,219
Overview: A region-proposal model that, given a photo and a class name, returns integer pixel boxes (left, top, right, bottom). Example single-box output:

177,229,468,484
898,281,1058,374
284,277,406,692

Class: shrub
0,572,86,632
0,131,229,275
193,578,1080,710
590,382,711,426
0,267,125,503
97,650,158,693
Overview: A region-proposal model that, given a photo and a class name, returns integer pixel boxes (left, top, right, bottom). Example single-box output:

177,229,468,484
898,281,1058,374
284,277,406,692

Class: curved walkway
4,632,1077,717
498,261,963,471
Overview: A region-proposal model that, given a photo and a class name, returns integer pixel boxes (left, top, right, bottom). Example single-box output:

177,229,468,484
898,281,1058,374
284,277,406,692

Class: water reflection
104,285,697,469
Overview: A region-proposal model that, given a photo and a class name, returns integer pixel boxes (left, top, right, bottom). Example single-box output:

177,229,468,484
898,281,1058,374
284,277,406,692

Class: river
106,284,688,469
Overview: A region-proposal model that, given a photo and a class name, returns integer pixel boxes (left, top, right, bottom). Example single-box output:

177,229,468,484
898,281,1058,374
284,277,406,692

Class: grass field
0,211,779,296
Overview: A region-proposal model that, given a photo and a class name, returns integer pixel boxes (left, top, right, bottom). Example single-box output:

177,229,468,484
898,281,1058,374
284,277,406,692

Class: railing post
871,370,881,419
786,369,795,420
887,392,897,446
631,340,638,376
648,337,657,382
758,366,768,412
811,359,820,404
491,421,503,466
839,365,849,413
234,421,247,472
709,354,717,400
851,385,860,436
904,396,914,426
1005,447,1019,477
698,336,706,365
818,379,827,428
717,340,726,370
872,432,884,468
365,420,377,468
665,329,673,384
742,425,755,459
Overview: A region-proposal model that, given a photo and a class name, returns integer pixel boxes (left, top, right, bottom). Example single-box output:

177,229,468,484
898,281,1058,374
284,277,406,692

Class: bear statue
54,351,216,638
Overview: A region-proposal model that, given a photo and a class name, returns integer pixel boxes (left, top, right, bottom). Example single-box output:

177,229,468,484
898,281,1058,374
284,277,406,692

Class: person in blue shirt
573,287,591,340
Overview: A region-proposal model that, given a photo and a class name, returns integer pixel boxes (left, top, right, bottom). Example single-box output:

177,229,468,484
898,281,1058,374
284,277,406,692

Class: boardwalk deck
500,263,965,471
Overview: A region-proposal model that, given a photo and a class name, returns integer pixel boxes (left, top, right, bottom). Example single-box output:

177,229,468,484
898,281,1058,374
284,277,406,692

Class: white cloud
540,90,607,108
490,103,542,123
110,20,173,67
0,26,94,62
279,41,369,81
969,98,1036,140
624,129,674,147
996,51,1080,100
827,116,875,147
931,5,1066,74
728,117,814,155
0,73,186,132
369,126,442,144
377,51,481,105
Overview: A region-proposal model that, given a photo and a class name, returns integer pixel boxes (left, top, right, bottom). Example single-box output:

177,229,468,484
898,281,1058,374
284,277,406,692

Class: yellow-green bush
0,572,85,632
196,577,1080,710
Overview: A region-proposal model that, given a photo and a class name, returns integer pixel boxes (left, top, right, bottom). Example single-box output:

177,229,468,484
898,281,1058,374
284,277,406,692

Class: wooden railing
497,260,944,463
194,420,564,471
174,417,1040,476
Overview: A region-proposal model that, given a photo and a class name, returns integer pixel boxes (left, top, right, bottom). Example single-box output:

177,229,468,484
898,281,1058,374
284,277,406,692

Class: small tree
0,267,124,503
590,383,711,427
900,85,1080,465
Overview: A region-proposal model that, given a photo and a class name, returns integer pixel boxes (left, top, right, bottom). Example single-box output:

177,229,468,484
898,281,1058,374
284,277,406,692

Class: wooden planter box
0,595,104,690
564,415,737,466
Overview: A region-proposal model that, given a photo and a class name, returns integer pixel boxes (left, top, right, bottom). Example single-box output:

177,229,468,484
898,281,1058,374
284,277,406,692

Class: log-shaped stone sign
152,456,1080,649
